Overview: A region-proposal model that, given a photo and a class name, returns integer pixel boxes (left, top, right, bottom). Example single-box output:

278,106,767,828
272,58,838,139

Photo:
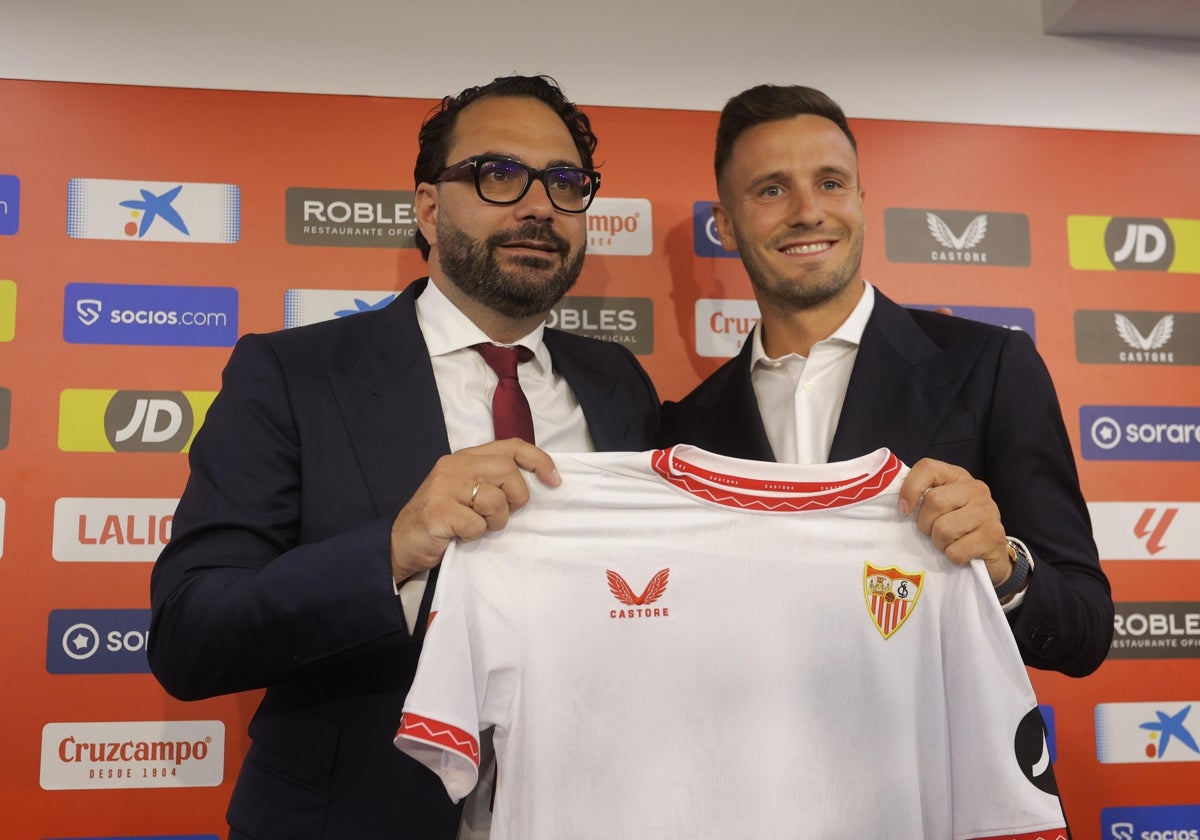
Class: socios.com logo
47,609,152,674
58,389,217,453
1103,804,1200,839
692,201,739,258
63,283,238,346
0,174,19,236
1082,406,1200,461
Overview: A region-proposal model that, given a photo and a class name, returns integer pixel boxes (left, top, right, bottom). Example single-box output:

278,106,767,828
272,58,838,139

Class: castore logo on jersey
607,568,670,619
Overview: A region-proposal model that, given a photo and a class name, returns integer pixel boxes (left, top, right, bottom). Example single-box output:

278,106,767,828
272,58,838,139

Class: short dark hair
714,84,857,185
413,74,598,260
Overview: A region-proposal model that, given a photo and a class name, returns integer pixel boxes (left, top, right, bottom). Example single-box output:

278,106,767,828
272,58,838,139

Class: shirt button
802,382,814,391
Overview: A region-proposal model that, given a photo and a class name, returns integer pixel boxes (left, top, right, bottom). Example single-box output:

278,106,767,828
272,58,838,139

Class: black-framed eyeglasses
435,155,601,213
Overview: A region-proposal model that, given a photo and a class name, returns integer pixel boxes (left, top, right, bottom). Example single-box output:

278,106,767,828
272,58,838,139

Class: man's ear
711,202,738,252
415,182,439,250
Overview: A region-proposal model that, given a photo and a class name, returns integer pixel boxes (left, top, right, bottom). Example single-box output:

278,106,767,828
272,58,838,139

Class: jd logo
104,391,194,451
1105,218,1175,271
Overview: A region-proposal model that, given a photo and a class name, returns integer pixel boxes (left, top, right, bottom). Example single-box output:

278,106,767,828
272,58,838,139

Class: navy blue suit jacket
661,289,1112,677
149,279,660,840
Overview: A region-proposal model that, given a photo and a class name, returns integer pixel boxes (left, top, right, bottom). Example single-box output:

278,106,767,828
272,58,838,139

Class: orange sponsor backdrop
1,78,1198,839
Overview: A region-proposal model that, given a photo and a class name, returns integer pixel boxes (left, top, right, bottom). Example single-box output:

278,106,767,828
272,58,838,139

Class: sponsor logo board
694,298,760,357
58,389,216,453
40,720,225,789
1075,310,1198,366
0,279,15,341
53,497,177,562
283,289,399,328
1087,502,1198,560
1102,804,1200,840
46,609,152,674
587,197,653,255
692,201,738,258
907,304,1036,340
64,283,238,347
1081,406,1200,461
1111,602,1200,659
1068,215,1200,273
547,296,654,354
285,187,418,248
0,174,19,235
67,178,239,243
884,209,1031,266
1095,702,1200,764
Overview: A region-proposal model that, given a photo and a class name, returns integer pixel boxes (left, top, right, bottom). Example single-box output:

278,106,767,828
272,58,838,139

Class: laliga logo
76,299,102,326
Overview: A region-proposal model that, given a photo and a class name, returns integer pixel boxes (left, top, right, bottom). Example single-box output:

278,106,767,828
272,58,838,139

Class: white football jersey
395,447,1067,840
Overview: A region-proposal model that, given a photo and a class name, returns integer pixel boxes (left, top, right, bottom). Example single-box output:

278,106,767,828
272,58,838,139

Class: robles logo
285,187,418,248
546,295,654,354
40,720,225,789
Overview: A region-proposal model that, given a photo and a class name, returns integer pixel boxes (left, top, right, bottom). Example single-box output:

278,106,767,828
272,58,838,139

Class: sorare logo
692,201,739,258
1103,804,1200,840
907,304,1036,341
1068,215,1200,273
67,178,240,243
58,389,217,453
1081,406,1200,461
64,283,238,347
0,174,19,235
47,609,152,674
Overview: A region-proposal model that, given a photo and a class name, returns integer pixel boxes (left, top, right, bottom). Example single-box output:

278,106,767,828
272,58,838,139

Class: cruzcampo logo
58,389,216,452
1067,216,1200,272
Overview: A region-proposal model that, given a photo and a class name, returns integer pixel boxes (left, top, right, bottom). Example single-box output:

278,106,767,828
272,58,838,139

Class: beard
436,220,585,319
735,224,864,312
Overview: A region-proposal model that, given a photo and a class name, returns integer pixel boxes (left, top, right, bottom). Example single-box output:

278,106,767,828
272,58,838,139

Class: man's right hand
389,439,561,583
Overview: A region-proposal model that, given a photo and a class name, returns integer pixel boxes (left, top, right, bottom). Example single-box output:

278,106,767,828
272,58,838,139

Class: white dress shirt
750,282,875,464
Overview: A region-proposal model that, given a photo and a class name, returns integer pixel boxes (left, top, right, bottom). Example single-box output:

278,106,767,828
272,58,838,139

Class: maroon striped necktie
472,343,536,444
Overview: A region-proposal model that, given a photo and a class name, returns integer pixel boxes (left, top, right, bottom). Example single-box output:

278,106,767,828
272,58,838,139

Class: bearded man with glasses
148,74,659,840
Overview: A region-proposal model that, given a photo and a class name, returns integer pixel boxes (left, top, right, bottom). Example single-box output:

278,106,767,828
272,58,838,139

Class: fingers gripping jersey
395,447,1068,840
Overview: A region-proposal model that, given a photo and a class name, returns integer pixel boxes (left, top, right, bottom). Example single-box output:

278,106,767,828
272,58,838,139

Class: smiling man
661,84,1112,679
148,75,658,840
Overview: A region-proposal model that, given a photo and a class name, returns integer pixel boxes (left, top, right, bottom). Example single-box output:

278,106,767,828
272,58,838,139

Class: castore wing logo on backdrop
58,389,217,453
1074,310,1198,366
67,178,240,243
1068,215,1200,272
0,174,19,235
884,208,1031,265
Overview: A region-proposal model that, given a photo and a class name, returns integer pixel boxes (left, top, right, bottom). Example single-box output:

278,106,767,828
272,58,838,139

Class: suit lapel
544,332,635,451
830,291,971,464
328,279,451,514
693,338,776,461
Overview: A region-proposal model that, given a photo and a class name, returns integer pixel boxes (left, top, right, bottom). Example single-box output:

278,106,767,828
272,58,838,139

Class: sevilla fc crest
863,564,924,639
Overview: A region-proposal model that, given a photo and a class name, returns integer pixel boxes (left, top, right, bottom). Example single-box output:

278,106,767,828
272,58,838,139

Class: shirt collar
415,277,550,371
751,280,876,366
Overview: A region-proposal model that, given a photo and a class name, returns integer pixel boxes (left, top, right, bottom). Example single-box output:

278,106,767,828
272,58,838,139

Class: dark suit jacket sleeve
977,329,1113,677
148,333,411,701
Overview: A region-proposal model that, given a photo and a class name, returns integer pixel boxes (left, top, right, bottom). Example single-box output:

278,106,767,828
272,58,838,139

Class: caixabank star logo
1068,215,1200,272
58,389,216,453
